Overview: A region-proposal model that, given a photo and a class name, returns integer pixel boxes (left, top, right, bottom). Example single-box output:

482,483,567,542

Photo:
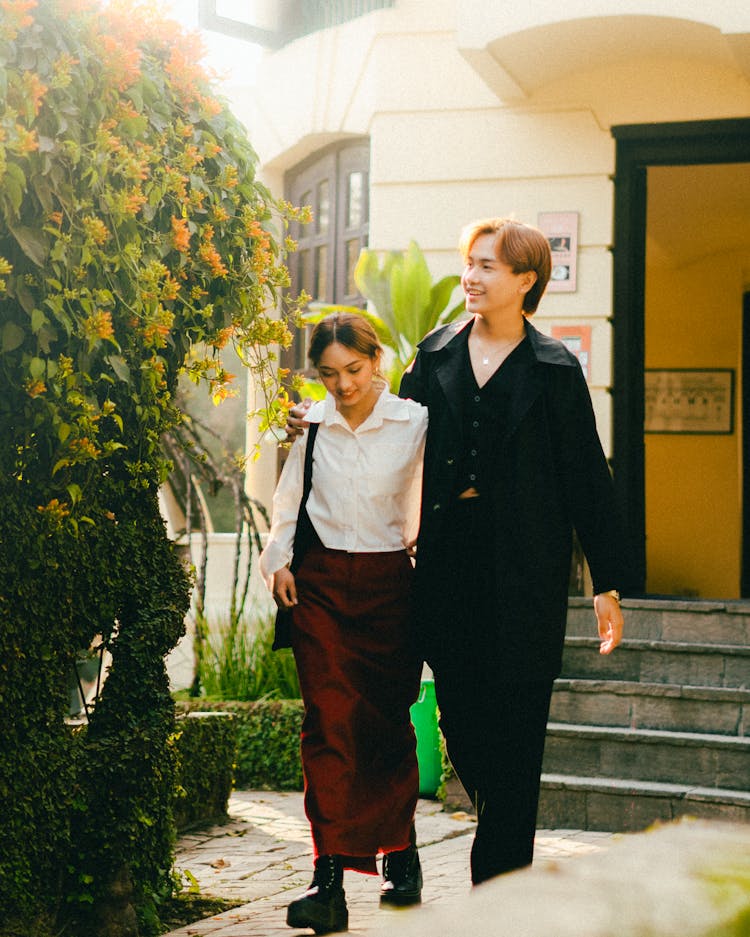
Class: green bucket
410,679,441,797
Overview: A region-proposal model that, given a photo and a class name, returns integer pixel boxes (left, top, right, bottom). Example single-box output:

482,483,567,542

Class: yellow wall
645,212,746,597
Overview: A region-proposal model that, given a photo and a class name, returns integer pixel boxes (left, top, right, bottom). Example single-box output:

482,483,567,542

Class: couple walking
260,217,628,934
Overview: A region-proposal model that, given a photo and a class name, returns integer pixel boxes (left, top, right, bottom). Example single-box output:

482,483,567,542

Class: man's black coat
399,317,628,680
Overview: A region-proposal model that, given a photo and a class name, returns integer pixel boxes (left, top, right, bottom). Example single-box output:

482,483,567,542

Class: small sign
551,325,591,381
644,369,735,434
537,211,578,292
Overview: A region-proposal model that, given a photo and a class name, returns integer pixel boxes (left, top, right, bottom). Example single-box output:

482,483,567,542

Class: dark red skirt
291,542,421,874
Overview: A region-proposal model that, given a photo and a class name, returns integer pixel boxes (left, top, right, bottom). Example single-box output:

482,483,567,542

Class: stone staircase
537,597,750,832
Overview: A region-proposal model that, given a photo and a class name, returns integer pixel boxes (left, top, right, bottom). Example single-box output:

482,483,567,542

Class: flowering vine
0,0,310,519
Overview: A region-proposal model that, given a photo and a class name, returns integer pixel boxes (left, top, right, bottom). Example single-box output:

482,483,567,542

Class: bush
174,712,238,831
0,1,305,932
176,699,305,791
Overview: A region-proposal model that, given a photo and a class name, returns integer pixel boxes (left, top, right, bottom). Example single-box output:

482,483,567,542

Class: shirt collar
307,385,414,431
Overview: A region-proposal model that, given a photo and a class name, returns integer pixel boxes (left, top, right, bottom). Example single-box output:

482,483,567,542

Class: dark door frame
611,118,750,594
743,292,750,597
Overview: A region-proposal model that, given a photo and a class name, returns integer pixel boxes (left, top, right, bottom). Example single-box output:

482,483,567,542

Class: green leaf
390,242,432,349
8,223,48,267
106,355,130,382
29,357,46,380
1,322,25,353
31,308,47,333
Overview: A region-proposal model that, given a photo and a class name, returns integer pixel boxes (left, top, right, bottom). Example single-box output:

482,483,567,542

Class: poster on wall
551,325,591,381
537,211,578,292
644,369,735,434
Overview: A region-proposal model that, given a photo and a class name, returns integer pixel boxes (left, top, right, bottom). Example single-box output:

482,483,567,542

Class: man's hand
285,397,313,443
272,567,298,609
593,592,623,655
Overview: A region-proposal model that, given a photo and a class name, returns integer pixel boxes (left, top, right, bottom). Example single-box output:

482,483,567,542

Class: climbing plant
0,1,307,934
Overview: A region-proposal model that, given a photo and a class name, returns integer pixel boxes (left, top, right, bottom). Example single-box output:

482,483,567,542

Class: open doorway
612,120,750,599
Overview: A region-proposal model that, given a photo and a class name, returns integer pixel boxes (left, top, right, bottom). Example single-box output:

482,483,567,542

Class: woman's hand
273,567,298,609
594,592,624,655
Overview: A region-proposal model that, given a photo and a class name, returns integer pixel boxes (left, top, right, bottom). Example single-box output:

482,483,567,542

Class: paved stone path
167,791,617,936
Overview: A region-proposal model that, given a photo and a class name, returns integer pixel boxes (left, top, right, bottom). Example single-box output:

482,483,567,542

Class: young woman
399,217,628,884
260,312,428,934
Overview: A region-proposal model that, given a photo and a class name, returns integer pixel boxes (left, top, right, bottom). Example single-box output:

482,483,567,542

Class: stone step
551,678,750,736
542,723,750,790
560,636,750,689
566,596,750,645
538,773,750,831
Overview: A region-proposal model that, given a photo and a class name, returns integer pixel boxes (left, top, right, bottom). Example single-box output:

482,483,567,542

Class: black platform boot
286,854,348,934
380,840,422,907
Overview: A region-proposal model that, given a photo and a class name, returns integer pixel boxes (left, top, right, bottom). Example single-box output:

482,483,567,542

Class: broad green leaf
106,355,131,382
8,223,48,267
1,322,25,353
66,484,82,505
29,357,46,379
390,242,431,348
31,308,47,333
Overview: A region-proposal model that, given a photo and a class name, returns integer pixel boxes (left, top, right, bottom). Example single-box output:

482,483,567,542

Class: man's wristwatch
600,589,621,603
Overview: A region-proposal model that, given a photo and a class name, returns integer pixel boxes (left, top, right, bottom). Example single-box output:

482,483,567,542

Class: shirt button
446,457,454,465
432,503,441,512
471,449,477,456
474,395,480,403
469,474,476,481
472,420,479,428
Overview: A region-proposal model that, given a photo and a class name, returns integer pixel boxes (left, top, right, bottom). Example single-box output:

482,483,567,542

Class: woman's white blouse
259,389,428,581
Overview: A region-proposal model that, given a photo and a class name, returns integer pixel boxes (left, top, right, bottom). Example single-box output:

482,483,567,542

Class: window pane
315,245,328,299
347,172,364,228
345,239,360,296
299,249,313,294
317,180,330,234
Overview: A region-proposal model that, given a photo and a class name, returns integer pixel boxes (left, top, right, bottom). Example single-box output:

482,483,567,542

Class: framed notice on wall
537,211,578,292
551,325,591,381
644,369,735,434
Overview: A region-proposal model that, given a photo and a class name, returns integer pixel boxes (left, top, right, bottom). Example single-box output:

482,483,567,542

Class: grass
195,614,301,701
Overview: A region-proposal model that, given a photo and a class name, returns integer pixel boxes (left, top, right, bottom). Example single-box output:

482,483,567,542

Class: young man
399,217,627,883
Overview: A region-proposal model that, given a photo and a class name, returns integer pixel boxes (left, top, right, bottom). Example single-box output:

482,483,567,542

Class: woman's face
461,232,535,318
316,342,378,414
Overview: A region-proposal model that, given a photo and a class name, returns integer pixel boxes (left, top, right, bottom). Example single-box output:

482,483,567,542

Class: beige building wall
230,1,750,595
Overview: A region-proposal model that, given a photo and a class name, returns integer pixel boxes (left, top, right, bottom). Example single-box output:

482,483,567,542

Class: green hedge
174,713,238,831
176,700,304,791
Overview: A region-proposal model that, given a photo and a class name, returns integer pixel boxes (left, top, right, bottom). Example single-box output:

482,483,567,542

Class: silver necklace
476,335,522,366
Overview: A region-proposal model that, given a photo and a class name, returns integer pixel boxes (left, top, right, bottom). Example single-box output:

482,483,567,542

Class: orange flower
179,143,204,172
83,309,114,342
0,0,36,39
37,498,70,523
82,215,109,246
212,326,234,349
11,124,38,153
69,437,101,460
24,71,47,115
122,188,146,215
160,274,180,302
99,33,142,92
171,216,191,253
25,378,46,397
198,232,228,277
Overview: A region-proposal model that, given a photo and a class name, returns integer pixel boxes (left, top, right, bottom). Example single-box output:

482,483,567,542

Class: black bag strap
288,422,319,575
301,421,319,505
